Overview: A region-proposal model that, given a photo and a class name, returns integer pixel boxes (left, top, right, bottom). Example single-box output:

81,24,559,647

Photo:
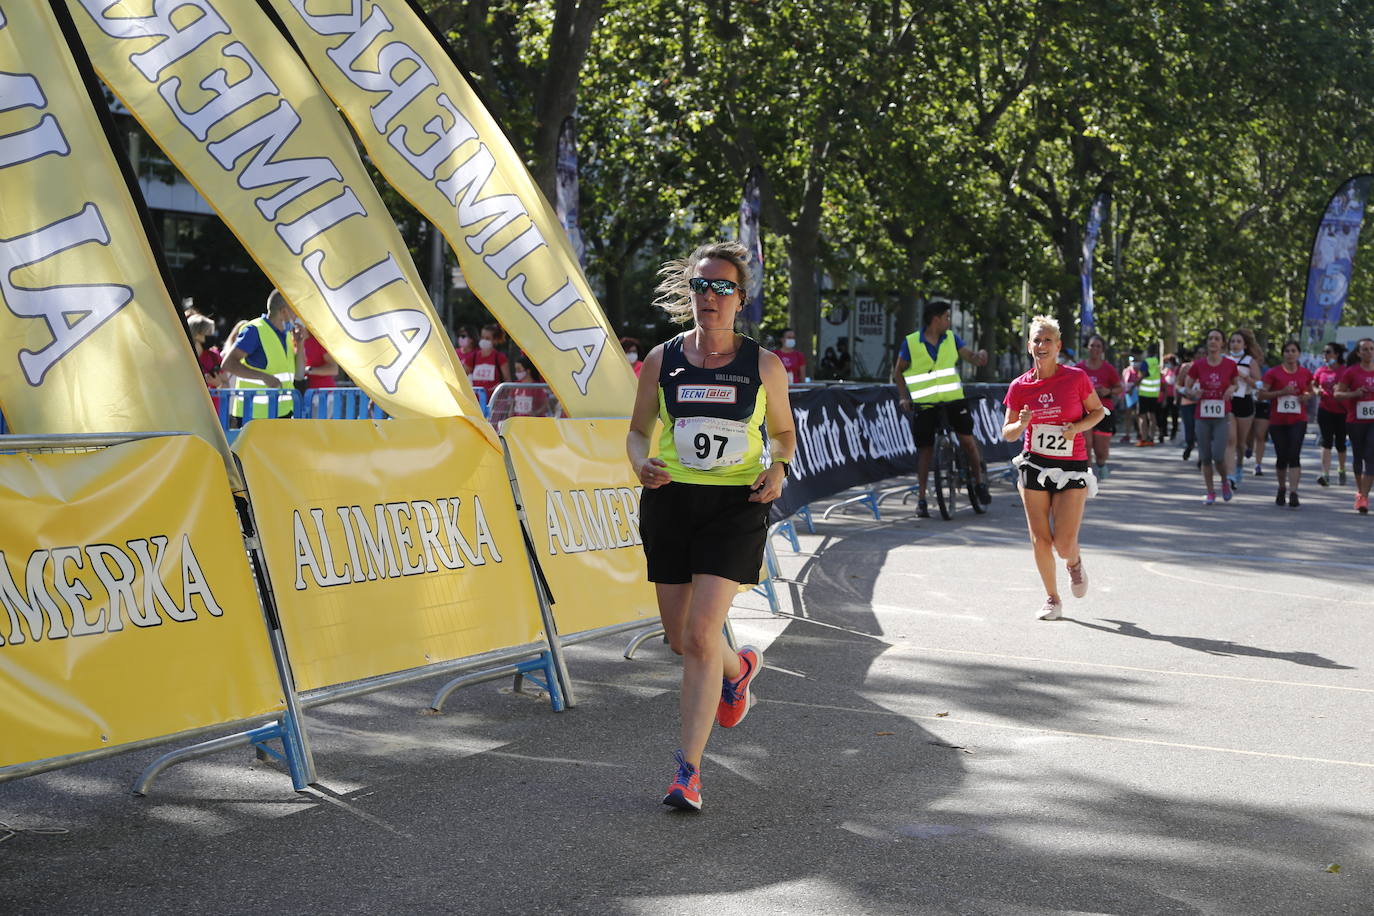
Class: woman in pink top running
1002,316,1106,621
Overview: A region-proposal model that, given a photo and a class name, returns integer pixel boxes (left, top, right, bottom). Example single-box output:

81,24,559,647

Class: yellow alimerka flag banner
65,0,495,448
0,2,239,487
0,435,284,769
267,0,637,418
502,417,659,636
232,417,545,692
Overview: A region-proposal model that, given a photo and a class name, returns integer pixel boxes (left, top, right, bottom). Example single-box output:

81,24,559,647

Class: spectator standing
773,327,808,384
188,314,225,388
621,336,643,377
454,326,477,375
302,329,339,388
221,290,303,419
469,323,510,400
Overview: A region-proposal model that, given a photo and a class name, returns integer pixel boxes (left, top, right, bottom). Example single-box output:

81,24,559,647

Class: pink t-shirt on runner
1342,364,1374,423
1075,360,1121,410
1260,366,1313,425
1315,364,1344,413
1005,365,1095,461
1186,357,1239,416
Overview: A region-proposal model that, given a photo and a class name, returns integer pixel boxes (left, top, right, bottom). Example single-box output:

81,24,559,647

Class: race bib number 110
1200,399,1225,419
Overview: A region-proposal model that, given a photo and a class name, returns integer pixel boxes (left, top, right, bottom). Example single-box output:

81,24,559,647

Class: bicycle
905,404,987,520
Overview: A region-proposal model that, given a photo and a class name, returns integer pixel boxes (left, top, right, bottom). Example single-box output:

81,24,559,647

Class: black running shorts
639,481,771,585
909,400,974,448
1017,454,1091,492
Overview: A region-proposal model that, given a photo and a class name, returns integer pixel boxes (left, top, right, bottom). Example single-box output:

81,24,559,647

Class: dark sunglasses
689,277,740,296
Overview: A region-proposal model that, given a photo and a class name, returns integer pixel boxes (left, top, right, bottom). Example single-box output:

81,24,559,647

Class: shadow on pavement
1070,618,1356,669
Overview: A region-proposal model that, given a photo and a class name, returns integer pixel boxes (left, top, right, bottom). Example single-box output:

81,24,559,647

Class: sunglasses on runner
689,277,740,296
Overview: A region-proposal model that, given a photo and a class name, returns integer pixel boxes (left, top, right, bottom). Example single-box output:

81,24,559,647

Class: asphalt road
1,437,1370,915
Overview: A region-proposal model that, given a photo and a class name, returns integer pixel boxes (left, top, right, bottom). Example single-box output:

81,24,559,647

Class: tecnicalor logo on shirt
677,385,738,404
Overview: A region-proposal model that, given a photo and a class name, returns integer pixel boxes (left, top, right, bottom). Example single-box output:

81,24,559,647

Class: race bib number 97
1200,399,1225,419
674,416,749,469
1030,424,1074,458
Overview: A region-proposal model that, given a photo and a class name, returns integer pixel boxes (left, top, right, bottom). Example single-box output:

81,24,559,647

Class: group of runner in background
1075,330,1374,513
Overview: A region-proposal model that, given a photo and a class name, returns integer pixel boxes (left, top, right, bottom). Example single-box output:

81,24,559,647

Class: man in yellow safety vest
221,289,304,421
892,301,991,517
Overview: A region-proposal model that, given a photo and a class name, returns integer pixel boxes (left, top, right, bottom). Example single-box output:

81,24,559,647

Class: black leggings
1351,423,1374,476
1267,423,1306,473
1317,408,1347,451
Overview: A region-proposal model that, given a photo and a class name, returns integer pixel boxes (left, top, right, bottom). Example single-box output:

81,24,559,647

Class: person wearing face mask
772,327,807,384
508,357,550,419
453,325,477,375
469,323,510,400
621,336,643,377
1313,341,1348,487
221,289,304,420
1334,337,1374,513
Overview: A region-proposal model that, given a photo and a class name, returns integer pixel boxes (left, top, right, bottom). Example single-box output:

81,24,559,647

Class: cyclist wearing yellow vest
1135,346,1162,445
221,289,303,421
892,301,990,517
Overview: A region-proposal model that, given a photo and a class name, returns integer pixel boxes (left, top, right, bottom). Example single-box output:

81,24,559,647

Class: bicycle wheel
959,448,986,514
933,432,957,520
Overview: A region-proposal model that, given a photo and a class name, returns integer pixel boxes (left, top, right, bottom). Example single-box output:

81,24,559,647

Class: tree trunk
529,0,603,202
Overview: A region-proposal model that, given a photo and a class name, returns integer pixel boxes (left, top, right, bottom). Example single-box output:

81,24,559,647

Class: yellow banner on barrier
502,417,659,636
266,0,637,418
232,417,544,692
0,3,239,487
65,0,495,447
0,436,284,769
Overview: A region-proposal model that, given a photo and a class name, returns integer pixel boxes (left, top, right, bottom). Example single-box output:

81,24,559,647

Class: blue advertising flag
1080,192,1109,339
555,116,586,268
1301,175,1371,356
739,167,765,325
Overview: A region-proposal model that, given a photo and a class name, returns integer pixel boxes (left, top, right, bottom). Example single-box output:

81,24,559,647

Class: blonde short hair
1029,315,1061,337
652,241,751,326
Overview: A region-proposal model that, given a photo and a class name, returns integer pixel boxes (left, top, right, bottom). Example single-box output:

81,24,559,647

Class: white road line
945,531,1373,571
1141,561,1373,604
762,698,1374,769
885,643,1374,693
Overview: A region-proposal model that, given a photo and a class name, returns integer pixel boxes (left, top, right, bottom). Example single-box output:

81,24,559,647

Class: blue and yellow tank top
657,334,768,485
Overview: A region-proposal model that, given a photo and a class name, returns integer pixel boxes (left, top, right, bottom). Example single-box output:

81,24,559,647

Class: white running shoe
1038,596,1063,620
1068,559,1088,598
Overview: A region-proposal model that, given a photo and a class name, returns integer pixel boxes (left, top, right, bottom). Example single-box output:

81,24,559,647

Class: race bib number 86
674,416,749,469
1359,401,1374,421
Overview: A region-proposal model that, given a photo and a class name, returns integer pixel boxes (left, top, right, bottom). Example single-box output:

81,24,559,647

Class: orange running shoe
1357,494,1369,515
663,749,702,811
717,646,763,728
